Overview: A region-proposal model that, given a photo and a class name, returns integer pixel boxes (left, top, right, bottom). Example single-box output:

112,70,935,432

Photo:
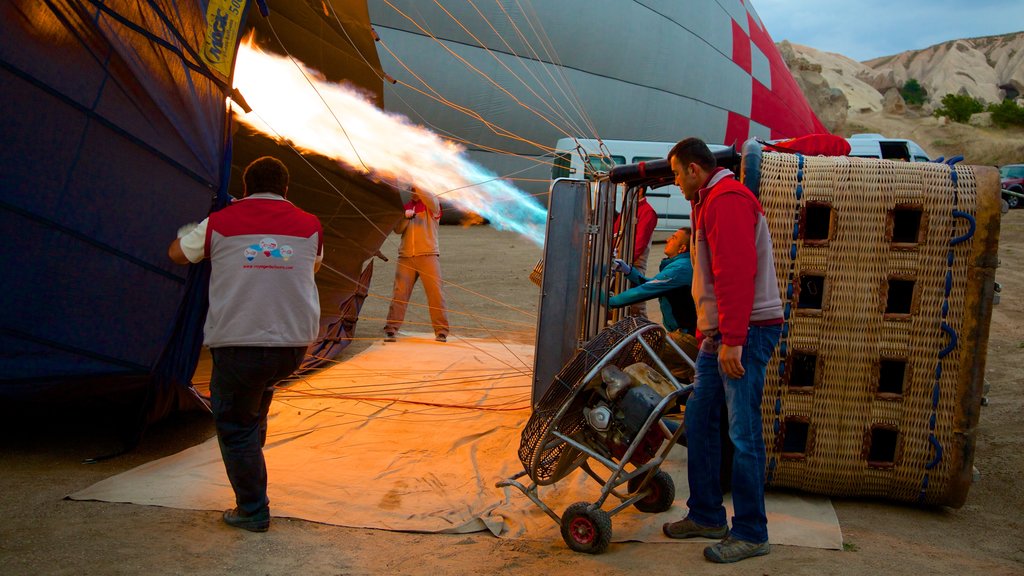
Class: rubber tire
560,502,613,554
1006,192,1020,210
628,470,676,513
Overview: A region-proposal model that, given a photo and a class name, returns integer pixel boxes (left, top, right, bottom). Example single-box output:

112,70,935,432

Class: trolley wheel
560,502,612,554
627,470,676,513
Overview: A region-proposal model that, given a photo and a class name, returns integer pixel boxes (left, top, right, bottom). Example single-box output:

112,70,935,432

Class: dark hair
668,137,716,171
243,156,289,196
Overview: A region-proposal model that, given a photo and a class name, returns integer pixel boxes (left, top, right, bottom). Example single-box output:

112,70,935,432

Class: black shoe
222,507,270,532
703,536,770,563
435,334,447,342
384,331,397,342
662,517,729,539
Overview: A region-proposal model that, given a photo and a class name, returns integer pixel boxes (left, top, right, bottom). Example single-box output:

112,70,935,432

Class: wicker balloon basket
752,152,1001,507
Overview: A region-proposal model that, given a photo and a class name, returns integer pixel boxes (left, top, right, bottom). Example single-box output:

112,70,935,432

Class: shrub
900,79,927,107
987,99,1024,128
934,93,984,123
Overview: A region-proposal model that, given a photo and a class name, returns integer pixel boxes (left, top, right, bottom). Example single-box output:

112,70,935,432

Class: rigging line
357,285,538,327
264,402,517,435
274,399,533,417
520,0,611,144
287,383,532,399
475,0,598,139
286,364,529,383
497,0,603,142
238,107,397,255
238,110,537,329
355,40,569,199
294,356,530,374
236,115,538,332
236,41,541,362
329,0,585,165
442,132,558,158
322,0,530,194
324,0,564,198
279,380,533,405
279,373,532,408
279,385,532,400
433,0,591,139
279,386,530,412
285,363,534,391
353,264,539,322
416,289,536,373
281,374,530,394
265,404,529,439
328,279,539,375
320,12,510,171
261,15,371,175
335,319,533,335
378,1,573,138
432,162,551,198
373,35,573,161
294,361,528,375
279,387,533,415
374,39,538,146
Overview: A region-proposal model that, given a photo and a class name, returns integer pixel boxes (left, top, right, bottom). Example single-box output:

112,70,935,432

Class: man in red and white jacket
661,138,783,564
612,185,658,317
169,156,322,533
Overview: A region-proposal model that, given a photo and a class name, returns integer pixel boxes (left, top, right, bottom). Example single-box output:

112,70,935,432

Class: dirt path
1,217,1022,575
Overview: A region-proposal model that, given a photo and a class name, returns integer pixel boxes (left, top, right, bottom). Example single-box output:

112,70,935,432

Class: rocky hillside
863,33,1024,107
779,32,1024,166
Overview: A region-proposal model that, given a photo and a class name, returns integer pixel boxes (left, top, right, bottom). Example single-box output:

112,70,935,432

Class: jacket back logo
244,237,294,261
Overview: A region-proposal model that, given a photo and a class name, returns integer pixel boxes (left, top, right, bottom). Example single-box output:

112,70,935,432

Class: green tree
987,99,1024,128
934,93,984,123
899,79,927,107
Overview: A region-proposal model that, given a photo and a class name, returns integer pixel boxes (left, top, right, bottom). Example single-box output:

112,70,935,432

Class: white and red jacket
613,196,657,264
181,193,323,348
691,168,783,346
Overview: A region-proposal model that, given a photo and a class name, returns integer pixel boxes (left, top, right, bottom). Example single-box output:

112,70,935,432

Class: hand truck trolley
497,317,695,553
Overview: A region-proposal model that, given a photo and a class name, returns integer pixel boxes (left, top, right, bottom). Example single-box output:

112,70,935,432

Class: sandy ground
1,214,1022,576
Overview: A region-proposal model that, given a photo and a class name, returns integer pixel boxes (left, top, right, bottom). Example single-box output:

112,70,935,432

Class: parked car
1001,164,1024,209
846,133,931,162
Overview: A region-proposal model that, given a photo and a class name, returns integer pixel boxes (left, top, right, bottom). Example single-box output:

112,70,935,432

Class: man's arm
609,262,691,308
168,239,191,265
704,194,757,346
704,193,758,379
168,219,208,265
414,187,441,217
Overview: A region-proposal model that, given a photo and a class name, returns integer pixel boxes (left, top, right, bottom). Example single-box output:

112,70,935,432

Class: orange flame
231,37,546,244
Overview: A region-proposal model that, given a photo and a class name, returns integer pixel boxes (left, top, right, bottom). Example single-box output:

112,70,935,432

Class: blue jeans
684,325,781,543
210,346,306,515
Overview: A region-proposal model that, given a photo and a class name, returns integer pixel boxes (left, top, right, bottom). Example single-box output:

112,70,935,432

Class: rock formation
777,32,1024,126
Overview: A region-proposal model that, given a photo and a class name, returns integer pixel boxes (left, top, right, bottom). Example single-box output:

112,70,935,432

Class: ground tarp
70,335,842,549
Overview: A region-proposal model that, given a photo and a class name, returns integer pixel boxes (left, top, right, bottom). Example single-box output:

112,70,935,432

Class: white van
846,133,931,162
551,138,730,231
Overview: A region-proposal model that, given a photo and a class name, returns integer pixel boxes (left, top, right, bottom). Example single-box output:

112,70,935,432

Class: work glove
610,258,632,276
176,222,199,239
404,209,415,219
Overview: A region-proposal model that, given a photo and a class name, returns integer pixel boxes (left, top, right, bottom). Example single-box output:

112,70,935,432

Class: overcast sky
754,0,1024,61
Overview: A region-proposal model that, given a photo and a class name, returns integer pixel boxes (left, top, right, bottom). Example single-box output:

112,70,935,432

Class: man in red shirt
661,138,783,564
612,185,657,317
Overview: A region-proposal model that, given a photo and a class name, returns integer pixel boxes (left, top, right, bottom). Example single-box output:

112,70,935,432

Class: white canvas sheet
70,335,842,549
